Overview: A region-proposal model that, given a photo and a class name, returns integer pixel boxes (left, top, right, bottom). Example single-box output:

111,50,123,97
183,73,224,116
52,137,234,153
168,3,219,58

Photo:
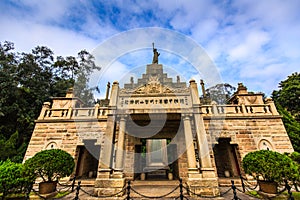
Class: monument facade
24,52,294,196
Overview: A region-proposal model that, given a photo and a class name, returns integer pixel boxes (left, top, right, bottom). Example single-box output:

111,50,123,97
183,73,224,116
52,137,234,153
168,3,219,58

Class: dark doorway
167,143,179,180
213,138,240,177
75,145,99,178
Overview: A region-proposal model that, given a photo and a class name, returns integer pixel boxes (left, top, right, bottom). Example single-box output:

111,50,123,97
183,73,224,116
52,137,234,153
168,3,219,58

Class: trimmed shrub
0,160,34,198
24,149,75,182
242,150,299,183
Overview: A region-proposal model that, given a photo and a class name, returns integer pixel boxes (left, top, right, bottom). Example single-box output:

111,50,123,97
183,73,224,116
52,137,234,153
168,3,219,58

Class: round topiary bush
242,150,299,183
24,149,75,182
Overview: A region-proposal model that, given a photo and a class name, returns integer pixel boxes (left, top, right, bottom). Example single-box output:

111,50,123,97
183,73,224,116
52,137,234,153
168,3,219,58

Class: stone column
105,82,111,100
183,115,198,174
194,113,216,178
200,80,206,98
109,81,119,108
189,79,200,105
115,116,126,171
97,115,115,178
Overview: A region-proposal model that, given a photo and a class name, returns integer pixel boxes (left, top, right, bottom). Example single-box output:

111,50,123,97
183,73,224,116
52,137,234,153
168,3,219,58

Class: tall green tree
276,104,300,152
272,72,300,121
272,72,300,152
0,41,99,162
205,83,236,104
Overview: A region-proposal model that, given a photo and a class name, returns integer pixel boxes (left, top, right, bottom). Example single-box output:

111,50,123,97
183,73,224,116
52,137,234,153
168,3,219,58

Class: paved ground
59,186,261,200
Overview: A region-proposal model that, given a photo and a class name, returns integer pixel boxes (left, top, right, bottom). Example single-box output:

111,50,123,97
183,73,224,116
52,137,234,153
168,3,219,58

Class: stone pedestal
187,167,219,197
201,168,217,178
187,177,220,197
94,178,125,197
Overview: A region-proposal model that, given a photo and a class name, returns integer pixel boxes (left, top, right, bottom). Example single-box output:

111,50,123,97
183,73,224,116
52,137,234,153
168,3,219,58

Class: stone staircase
218,177,242,187
130,180,186,198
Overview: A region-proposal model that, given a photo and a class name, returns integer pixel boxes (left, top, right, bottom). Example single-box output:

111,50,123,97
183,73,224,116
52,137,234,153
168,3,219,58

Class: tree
272,72,300,121
242,150,299,183
74,50,101,106
276,104,300,152
272,73,300,153
205,83,236,104
24,149,75,182
0,41,100,162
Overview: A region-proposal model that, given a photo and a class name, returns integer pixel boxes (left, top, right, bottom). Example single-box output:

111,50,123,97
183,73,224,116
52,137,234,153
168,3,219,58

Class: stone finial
189,79,196,84
200,79,206,98
237,83,247,94
105,82,111,100
66,87,74,98
265,97,273,102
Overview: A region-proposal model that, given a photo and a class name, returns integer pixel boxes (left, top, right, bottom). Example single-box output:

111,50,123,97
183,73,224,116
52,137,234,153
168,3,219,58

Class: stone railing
38,103,108,120
200,101,279,116
38,99,279,120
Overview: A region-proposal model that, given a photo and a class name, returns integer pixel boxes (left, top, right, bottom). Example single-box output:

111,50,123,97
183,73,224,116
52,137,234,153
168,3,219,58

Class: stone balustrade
38,102,279,121
39,106,108,120
200,103,275,116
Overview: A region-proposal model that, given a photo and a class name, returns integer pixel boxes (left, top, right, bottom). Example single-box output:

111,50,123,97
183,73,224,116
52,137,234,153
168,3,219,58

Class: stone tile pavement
59,186,261,200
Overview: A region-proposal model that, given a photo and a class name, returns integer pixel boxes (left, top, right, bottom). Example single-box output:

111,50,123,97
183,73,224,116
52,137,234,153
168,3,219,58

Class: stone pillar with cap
200,79,206,98
182,115,198,175
114,116,127,175
94,81,125,196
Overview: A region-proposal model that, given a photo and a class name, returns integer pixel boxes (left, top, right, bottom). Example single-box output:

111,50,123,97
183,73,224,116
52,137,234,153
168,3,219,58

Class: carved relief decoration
120,75,189,95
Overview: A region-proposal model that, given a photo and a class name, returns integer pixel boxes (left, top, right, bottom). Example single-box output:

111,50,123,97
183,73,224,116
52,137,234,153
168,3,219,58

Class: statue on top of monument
152,42,160,64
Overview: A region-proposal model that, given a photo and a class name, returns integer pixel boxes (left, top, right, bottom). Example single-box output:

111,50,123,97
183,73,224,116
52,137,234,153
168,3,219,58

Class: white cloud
228,30,270,61
0,17,97,56
1,0,300,97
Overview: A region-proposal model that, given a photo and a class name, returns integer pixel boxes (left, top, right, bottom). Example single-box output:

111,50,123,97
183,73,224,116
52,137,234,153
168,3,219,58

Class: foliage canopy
242,150,299,183
0,159,35,198
24,149,75,182
0,41,100,162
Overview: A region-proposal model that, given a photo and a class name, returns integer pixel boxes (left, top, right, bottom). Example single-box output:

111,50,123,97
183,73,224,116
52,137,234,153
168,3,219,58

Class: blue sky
0,0,300,98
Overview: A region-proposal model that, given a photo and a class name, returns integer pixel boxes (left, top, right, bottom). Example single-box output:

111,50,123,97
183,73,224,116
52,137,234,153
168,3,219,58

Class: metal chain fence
28,176,298,199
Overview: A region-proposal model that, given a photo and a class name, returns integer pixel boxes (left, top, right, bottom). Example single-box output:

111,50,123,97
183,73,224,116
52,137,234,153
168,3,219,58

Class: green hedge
242,150,299,183
0,160,34,198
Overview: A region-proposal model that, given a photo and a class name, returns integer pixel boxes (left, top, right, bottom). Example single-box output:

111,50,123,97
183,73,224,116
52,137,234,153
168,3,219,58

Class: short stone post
94,103,99,118
265,98,279,115
38,102,51,119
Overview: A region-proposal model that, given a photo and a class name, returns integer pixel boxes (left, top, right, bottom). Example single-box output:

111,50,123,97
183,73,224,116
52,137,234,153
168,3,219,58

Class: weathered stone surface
94,178,125,188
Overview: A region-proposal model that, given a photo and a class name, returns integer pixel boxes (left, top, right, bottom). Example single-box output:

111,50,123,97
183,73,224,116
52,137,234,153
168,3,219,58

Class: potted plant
242,150,298,194
24,149,75,194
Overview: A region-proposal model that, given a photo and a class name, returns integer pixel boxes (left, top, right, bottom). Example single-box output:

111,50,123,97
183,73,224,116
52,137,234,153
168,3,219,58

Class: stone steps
130,180,185,198
218,177,242,187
